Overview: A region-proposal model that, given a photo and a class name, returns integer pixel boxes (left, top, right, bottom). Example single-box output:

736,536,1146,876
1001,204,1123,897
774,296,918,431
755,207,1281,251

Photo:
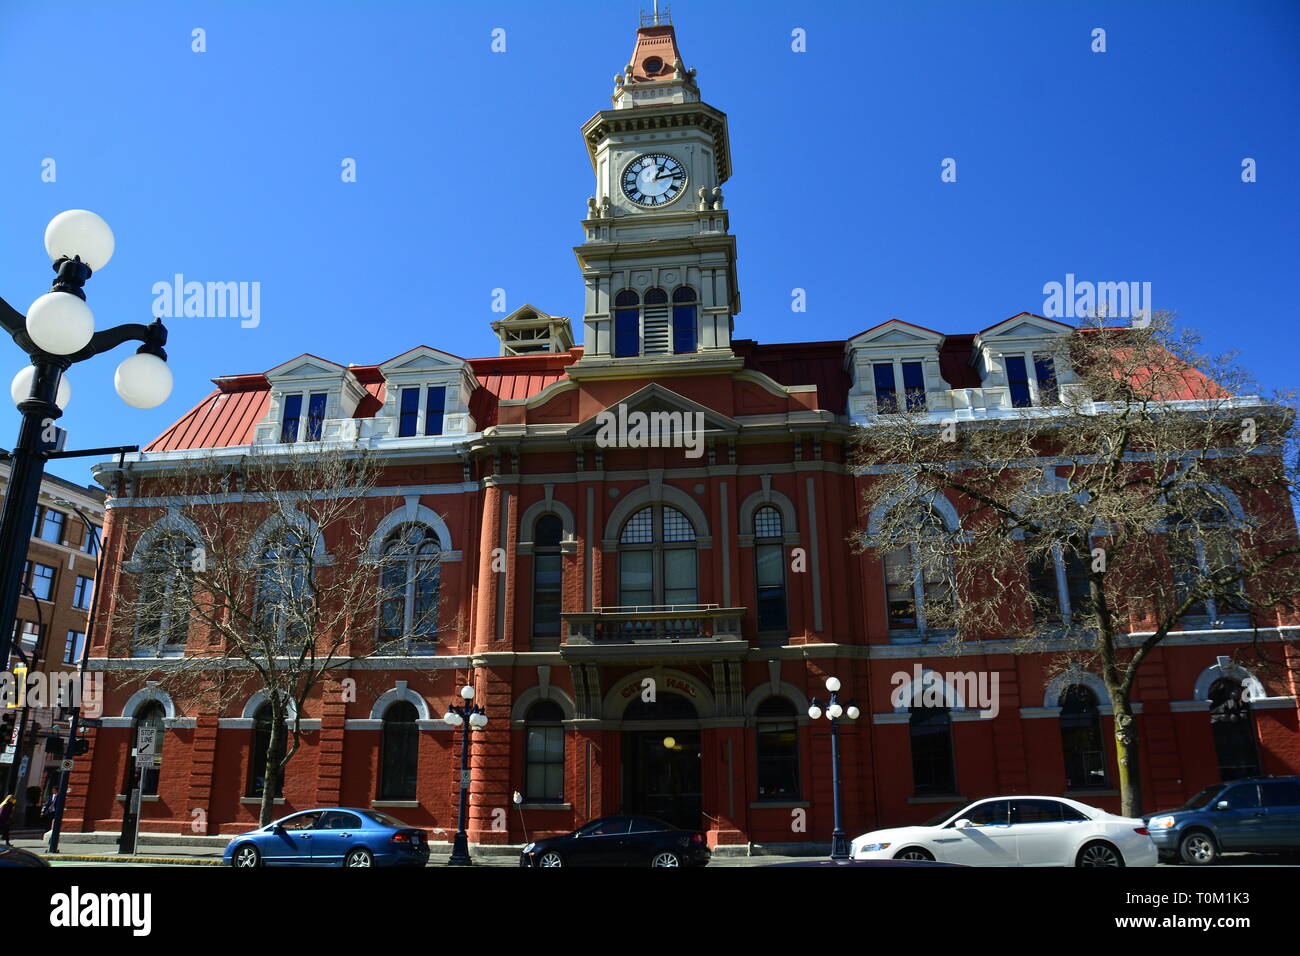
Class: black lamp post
0,210,174,672
808,676,860,860
442,683,487,866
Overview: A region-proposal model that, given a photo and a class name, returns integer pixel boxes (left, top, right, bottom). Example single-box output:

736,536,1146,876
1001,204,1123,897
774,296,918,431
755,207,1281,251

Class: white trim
1042,668,1110,709
602,668,716,720
510,685,578,723
120,685,177,719
369,681,433,721
1191,661,1266,702
367,501,454,555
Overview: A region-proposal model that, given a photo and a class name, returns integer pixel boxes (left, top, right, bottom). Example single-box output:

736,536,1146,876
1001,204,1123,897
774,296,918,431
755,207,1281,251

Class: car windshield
360,810,410,829
921,803,969,828
1175,785,1223,812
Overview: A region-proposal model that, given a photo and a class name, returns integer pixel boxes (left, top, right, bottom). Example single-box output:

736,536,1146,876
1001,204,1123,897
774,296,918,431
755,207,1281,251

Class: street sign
60,759,73,772
0,751,12,765
460,770,472,789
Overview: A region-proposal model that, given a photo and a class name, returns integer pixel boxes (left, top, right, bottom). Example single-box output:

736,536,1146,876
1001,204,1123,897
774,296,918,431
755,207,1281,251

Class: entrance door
621,730,701,830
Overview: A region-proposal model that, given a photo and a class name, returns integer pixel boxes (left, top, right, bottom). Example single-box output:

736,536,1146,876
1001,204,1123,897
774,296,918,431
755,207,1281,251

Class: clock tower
571,14,741,376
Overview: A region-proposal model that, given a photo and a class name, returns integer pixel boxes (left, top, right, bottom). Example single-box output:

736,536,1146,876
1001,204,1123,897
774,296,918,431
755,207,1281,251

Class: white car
850,796,1157,867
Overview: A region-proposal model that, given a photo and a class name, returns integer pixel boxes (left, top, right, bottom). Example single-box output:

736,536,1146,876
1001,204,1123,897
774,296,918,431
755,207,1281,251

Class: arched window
532,515,564,648
133,701,166,796
672,286,698,354
1027,531,1093,625
247,702,284,798
135,531,197,655
753,506,787,633
255,526,313,648
909,705,955,795
1059,684,1108,790
379,700,419,800
882,509,954,637
524,700,565,803
1209,678,1261,781
755,698,800,801
614,290,640,358
1167,493,1244,623
378,523,441,653
618,505,698,607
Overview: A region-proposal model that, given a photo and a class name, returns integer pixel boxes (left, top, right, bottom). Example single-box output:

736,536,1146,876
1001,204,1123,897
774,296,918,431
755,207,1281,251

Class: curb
40,854,225,866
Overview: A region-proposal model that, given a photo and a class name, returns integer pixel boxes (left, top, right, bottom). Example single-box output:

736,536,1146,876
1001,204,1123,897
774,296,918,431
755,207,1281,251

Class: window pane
614,291,640,357
873,363,898,413
424,386,446,436
910,707,955,794
533,553,563,639
754,506,783,539
662,507,695,542
39,509,65,543
672,304,697,354
280,394,303,443
756,544,784,588
902,361,926,411
756,721,800,800
619,550,653,606
1005,356,1032,408
663,548,697,604
398,388,420,437
1033,355,1059,404
306,392,327,441
620,508,654,544
884,549,915,628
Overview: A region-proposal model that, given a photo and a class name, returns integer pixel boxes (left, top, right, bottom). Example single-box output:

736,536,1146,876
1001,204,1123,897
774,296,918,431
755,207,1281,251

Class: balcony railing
563,604,745,644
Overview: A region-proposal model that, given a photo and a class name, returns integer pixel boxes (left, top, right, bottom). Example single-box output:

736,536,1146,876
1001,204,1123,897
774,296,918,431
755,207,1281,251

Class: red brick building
63,20,1299,849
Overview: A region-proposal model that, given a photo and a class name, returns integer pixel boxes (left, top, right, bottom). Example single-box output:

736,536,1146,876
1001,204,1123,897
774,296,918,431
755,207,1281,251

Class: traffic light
71,737,90,757
46,735,65,756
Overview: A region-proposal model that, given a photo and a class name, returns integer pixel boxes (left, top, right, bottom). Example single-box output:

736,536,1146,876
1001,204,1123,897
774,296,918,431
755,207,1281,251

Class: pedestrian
0,794,15,845
41,788,58,833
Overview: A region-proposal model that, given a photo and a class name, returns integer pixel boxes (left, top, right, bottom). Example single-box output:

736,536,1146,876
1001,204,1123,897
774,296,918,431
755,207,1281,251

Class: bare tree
107,444,446,825
852,311,1300,817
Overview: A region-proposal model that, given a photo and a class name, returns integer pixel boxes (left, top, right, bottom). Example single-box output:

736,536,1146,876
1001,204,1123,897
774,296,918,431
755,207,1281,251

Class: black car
0,846,50,867
520,815,711,867
1146,776,1300,864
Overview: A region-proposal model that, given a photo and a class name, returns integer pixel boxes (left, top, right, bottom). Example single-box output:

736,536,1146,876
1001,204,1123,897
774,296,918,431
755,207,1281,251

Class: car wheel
894,847,935,862
538,850,563,868
650,851,682,867
1076,841,1124,867
345,847,374,868
232,844,261,868
1179,831,1218,866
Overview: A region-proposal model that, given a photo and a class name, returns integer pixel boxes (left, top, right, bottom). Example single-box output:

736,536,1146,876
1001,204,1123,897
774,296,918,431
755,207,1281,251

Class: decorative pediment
265,354,349,380
977,312,1073,341
379,346,473,376
567,382,739,439
847,319,945,349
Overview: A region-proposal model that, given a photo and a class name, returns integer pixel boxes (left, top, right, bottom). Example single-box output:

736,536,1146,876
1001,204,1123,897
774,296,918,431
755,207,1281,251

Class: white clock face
621,153,687,207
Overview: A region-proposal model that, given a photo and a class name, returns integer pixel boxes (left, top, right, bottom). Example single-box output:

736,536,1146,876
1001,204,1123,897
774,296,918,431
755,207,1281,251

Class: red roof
733,340,851,415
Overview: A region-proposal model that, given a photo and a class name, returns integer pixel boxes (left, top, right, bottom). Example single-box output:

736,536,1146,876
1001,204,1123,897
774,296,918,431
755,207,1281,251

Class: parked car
0,846,50,867
849,796,1157,867
223,808,429,868
763,858,964,867
1146,776,1300,865
520,815,711,867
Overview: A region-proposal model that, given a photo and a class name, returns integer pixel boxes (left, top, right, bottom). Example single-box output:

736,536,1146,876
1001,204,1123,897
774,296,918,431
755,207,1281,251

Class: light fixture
828,703,843,719
825,677,841,693
11,366,70,410
443,710,460,726
460,685,475,700
25,291,94,355
44,210,115,272
846,704,861,720
113,351,173,409
807,703,822,720
663,736,676,750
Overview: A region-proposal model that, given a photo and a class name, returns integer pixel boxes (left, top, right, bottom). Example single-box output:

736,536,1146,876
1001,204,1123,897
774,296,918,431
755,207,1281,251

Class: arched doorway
620,692,701,829
1209,677,1261,781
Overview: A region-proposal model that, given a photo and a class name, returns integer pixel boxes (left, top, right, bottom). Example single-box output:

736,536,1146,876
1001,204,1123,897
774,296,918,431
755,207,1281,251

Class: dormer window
397,386,447,438
1005,354,1060,408
873,360,927,413
279,392,327,443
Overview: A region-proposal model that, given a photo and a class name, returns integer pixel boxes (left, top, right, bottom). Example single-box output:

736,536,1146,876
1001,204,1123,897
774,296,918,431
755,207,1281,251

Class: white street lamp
114,351,174,409
11,366,69,410
25,292,94,355
44,210,115,272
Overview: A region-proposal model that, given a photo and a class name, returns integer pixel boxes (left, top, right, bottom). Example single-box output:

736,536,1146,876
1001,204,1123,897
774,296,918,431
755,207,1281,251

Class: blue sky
1,0,1296,485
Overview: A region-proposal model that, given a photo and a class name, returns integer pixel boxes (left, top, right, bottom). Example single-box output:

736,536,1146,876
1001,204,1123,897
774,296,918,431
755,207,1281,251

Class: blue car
223,808,430,868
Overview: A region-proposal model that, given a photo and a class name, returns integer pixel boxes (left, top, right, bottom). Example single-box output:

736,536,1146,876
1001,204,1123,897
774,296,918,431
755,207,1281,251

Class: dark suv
1146,777,1300,864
